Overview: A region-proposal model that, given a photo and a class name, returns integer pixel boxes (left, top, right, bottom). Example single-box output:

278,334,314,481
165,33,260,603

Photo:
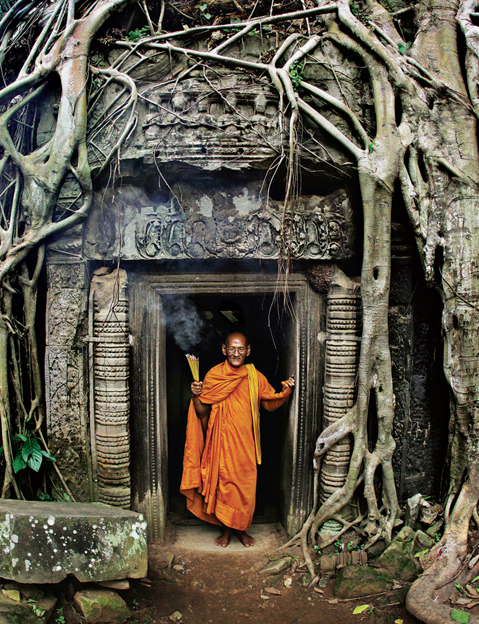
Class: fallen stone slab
0,584,56,624
258,557,294,576
334,565,393,598
0,500,147,584
377,526,422,582
74,589,130,624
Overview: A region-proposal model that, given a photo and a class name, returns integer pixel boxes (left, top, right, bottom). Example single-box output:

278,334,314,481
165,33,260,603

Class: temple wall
42,40,449,529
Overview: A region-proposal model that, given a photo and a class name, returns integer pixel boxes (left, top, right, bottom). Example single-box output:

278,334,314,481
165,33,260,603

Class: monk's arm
191,381,212,419
261,375,295,411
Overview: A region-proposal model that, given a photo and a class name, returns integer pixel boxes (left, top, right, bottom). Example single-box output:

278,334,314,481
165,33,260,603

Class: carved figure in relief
180,333,295,547
134,189,353,260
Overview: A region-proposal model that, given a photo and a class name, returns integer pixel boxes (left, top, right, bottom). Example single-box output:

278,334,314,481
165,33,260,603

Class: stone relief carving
135,75,281,170
45,262,89,501
90,268,131,509
135,189,353,261
319,271,361,537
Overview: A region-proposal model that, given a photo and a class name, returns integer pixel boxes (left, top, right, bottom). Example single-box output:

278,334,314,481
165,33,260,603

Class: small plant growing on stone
127,26,150,42
289,60,304,92
198,4,212,21
55,606,66,624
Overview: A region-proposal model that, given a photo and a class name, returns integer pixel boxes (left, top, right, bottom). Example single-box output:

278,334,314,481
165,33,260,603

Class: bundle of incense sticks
185,354,200,381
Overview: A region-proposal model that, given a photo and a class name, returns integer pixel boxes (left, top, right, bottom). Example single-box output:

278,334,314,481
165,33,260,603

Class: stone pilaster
45,261,90,501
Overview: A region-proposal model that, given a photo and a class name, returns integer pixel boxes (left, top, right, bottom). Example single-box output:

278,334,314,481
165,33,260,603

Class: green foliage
350,2,368,23
398,42,412,55
455,583,466,596
33,605,46,618
289,60,304,92
334,540,342,553
0,433,56,474
368,140,379,153
451,609,470,624
55,606,65,624
198,3,212,20
127,26,150,42
353,604,372,614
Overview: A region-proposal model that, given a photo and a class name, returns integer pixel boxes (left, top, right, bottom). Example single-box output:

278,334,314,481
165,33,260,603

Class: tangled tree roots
3,3,479,624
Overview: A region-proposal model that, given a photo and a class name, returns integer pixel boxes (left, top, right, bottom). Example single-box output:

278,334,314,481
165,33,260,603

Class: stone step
0,500,147,583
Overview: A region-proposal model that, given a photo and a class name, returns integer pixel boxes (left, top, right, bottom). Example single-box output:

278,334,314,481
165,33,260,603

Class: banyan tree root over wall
1,2,479,623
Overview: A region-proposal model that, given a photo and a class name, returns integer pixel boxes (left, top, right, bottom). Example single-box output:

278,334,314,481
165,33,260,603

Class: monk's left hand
281,375,295,389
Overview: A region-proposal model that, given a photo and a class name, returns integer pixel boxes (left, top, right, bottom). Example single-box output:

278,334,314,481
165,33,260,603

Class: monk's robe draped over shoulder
180,360,292,531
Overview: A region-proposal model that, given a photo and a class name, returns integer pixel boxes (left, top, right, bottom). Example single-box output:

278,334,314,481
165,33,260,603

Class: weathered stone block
0,500,147,583
377,526,422,581
74,589,130,624
334,565,393,598
0,586,56,624
258,557,294,576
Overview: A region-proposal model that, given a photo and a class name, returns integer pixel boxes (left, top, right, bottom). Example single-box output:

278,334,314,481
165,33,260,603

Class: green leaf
22,437,43,472
414,549,428,558
11,434,27,444
353,605,371,614
455,583,466,596
199,3,207,9
204,12,211,19
471,575,479,584
13,454,27,473
451,609,470,624
398,43,406,55
41,450,56,462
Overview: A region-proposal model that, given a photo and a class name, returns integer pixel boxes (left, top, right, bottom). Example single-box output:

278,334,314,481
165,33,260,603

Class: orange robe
180,360,292,531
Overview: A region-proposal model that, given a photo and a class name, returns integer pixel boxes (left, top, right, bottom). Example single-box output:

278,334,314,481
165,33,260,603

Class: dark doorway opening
165,292,294,525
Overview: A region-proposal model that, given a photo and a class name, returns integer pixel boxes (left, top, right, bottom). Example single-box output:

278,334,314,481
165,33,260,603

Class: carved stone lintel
135,189,354,261
90,268,131,509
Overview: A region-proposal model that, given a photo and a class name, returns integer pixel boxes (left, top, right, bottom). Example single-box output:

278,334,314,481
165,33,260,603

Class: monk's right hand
191,381,203,397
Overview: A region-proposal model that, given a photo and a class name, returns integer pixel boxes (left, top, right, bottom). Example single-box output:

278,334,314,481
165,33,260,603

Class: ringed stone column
319,270,361,537
90,267,131,508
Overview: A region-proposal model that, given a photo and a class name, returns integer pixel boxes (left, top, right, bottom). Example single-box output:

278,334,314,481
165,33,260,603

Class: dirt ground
53,523,422,624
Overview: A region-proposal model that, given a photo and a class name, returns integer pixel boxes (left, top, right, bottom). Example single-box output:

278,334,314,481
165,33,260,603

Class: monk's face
222,334,251,368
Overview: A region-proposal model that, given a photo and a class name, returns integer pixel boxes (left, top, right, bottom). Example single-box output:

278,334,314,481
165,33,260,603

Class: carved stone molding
121,73,281,170
319,272,361,536
135,189,354,261
90,268,131,509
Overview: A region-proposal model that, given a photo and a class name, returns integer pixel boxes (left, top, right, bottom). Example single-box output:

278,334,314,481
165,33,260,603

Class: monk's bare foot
237,531,255,547
215,527,233,547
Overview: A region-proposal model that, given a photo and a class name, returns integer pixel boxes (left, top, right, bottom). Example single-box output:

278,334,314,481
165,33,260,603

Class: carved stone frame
128,273,324,542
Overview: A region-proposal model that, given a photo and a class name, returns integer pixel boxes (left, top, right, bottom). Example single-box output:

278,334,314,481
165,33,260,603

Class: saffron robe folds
180,360,292,531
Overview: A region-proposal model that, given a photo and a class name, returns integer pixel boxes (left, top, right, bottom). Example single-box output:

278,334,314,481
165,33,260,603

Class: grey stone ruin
37,30,447,548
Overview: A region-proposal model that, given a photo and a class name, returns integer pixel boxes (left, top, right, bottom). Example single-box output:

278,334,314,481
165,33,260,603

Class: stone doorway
166,291,293,526
129,272,323,543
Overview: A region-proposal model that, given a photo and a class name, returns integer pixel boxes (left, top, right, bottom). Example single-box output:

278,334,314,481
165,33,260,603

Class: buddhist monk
180,332,295,547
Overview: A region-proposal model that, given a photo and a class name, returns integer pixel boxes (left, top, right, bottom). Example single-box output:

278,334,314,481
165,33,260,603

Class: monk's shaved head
222,332,251,367
224,332,249,348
